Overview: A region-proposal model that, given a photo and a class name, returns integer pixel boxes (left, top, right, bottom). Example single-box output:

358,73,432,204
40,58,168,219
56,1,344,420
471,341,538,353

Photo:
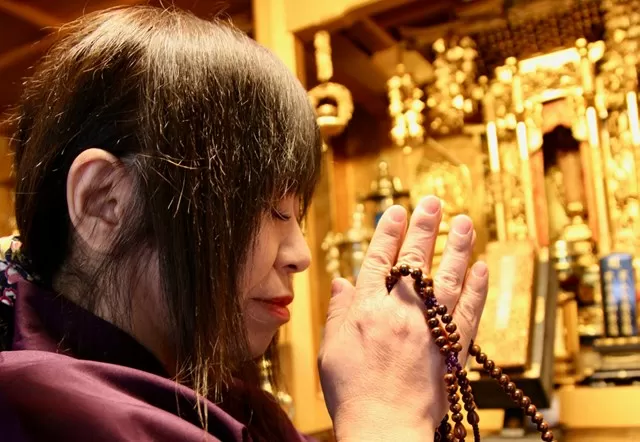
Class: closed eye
272,209,292,221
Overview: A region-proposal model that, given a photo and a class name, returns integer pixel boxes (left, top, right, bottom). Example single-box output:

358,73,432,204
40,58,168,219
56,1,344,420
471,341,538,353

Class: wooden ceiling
0,0,252,124
0,0,566,131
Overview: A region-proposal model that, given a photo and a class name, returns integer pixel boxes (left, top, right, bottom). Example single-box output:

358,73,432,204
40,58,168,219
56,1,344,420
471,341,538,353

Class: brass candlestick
322,204,373,284
363,161,411,228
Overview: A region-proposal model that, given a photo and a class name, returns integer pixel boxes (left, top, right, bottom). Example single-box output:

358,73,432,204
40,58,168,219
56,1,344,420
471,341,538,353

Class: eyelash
272,209,292,221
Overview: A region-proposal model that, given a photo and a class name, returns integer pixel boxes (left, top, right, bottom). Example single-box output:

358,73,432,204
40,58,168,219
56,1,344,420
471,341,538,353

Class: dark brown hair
11,5,321,438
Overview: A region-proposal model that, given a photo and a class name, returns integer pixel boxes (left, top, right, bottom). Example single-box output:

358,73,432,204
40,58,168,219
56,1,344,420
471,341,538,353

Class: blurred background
2,1,640,441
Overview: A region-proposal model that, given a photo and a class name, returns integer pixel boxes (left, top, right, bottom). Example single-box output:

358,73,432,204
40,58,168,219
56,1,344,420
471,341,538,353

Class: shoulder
0,350,250,442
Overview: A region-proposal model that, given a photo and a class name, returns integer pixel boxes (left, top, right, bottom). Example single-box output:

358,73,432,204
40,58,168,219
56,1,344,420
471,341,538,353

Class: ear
67,148,134,252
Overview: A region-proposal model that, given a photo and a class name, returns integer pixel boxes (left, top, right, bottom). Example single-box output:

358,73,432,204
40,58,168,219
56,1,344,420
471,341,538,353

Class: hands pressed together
318,196,489,441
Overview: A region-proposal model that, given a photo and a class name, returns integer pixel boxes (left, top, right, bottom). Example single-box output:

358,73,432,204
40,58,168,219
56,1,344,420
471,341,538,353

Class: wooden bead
444,373,456,385
464,401,476,411
441,313,453,324
431,327,443,338
445,323,457,333
448,332,460,342
526,404,537,417
436,336,447,347
452,413,464,423
440,345,451,355
505,382,516,394
483,359,495,371
467,410,480,425
520,396,531,408
423,276,433,287
399,264,410,276
450,403,462,413
532,412,544,424
476,352,487,364
453,422,467,439
427,318,439,328
451,342,463,353
491,367,502,378
542,431,554,441
537,422,549,432
512,389,523,401
498,374,509,386
390,266,400,277
469,344,480,356
411,268,422,279
426,309,436,318
448,393,460,403
437,305,447,315
446,384,458,394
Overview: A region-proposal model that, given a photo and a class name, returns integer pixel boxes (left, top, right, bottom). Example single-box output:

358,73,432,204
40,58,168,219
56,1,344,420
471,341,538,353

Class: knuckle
400,247,425,269
389,306,412,338
446,235,471,254
435,270,463,294
413,215,439,237
365,247,393,269
455,301,478,331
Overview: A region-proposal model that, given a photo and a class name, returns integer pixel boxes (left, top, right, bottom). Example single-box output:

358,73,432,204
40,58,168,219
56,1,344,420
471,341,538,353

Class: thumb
323,278,355,341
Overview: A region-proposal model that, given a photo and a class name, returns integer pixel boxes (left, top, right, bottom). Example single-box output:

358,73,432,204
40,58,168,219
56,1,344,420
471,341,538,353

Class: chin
248,329,278,358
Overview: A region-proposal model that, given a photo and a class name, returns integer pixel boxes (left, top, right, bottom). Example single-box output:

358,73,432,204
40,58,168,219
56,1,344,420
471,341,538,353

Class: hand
318,196,489,441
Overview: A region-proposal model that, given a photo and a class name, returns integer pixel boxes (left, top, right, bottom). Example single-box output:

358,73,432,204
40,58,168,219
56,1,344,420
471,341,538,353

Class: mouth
253,296,293,322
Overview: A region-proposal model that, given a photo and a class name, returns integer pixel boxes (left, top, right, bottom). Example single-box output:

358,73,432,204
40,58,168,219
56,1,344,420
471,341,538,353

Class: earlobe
67,148,132,251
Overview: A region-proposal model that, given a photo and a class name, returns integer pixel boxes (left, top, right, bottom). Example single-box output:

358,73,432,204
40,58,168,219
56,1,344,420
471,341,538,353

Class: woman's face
241,196,311,357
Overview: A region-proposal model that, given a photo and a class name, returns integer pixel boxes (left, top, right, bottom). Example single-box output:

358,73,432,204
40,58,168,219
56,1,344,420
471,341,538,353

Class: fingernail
472,261,488,277
453,216,473,236
420,196,441,215
331,279,343,297
387,205,406,223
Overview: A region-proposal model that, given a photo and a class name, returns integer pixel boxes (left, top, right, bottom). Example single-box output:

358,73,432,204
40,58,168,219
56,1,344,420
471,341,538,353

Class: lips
253,296,293,321
256,295,293,307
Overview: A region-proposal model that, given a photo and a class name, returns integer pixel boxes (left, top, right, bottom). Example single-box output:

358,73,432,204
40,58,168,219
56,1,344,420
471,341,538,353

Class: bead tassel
387,265,556,442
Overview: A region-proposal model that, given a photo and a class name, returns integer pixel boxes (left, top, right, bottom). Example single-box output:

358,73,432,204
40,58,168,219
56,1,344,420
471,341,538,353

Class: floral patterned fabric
0,236,34,308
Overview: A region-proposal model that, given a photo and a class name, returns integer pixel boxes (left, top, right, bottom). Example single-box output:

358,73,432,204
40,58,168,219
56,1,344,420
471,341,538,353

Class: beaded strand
385,264,555,442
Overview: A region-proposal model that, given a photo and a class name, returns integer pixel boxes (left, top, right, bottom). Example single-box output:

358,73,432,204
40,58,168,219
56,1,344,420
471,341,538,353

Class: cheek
241,229,280,299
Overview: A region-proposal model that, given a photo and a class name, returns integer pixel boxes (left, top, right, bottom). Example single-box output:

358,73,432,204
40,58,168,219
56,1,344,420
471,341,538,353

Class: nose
281,223,311,273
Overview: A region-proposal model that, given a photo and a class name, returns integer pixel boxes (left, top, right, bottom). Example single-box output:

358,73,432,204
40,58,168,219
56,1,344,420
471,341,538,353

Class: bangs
237,41,323,216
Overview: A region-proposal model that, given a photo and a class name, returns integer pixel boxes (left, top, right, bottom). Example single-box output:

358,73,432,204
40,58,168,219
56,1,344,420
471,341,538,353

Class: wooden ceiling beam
329,33,389,116
373,0,451,28
0,1,61,29
346,17,397,54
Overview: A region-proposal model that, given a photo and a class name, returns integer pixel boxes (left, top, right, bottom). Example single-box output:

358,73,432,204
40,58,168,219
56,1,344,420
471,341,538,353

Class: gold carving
425,37,484,136
411,137,473,266
387,64,425,154
472,241,535,369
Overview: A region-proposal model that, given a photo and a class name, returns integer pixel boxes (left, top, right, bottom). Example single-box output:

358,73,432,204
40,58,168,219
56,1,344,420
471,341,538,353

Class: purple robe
0,271,310,441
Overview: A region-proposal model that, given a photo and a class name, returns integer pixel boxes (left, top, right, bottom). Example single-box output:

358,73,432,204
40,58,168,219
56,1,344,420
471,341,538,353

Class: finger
452,261,489,359
396,196,442,276
356,205,407,294
323,278,356,340
433,215,475,312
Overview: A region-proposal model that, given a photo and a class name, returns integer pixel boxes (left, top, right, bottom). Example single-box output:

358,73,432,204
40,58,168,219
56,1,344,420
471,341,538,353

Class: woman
0,6,488,441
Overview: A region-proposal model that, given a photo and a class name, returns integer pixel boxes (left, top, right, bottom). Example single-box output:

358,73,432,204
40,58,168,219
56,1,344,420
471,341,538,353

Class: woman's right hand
318,196,489,441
